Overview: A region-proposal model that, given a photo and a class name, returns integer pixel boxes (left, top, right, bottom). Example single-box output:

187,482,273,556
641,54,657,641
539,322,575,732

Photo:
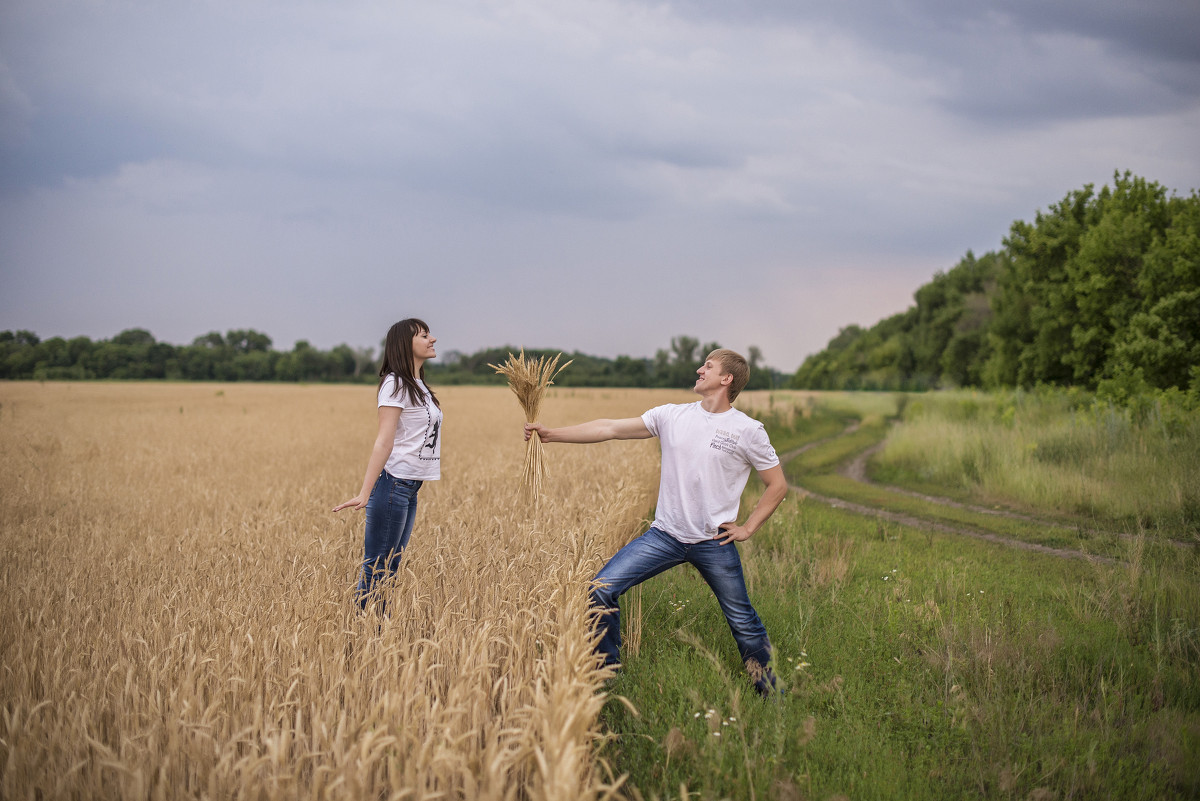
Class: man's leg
686,540,779,694
591,527,684,668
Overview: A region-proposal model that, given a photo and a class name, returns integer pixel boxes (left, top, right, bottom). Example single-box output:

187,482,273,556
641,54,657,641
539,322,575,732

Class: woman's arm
524,417,653,444
333,405,402,512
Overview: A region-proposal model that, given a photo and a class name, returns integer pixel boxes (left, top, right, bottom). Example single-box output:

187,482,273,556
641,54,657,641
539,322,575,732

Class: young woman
334,319,441,609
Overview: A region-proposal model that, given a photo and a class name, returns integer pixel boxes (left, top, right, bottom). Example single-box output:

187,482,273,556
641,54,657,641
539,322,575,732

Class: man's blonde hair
707,348,750,402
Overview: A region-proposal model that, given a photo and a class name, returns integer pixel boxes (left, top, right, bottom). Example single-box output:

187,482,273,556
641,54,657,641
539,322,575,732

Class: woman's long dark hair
378,319,440,409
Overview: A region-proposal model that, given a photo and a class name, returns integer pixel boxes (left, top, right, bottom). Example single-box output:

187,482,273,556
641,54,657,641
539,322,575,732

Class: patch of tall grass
738,390,901,454
872,389,1200,535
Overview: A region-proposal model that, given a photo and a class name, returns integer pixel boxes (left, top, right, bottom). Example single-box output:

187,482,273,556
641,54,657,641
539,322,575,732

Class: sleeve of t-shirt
641,405,668,437
743,423,780,471
377,377,408,409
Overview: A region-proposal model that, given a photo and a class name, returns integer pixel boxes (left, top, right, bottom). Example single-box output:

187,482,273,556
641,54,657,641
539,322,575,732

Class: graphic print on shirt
417,402,440,463
709,427,740,454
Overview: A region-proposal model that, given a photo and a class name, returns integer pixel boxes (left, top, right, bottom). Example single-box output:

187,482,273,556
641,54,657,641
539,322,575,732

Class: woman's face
412,328,437,362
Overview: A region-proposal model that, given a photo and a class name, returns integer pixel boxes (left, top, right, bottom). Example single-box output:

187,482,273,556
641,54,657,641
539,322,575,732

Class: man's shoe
753,667,786,698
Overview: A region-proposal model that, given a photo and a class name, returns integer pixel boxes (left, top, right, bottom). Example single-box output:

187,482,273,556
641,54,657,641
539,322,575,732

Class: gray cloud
663,0,1200,123
1,0,1198,370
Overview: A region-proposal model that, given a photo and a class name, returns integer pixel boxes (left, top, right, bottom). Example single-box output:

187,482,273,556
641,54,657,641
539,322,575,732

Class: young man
524,349,789,695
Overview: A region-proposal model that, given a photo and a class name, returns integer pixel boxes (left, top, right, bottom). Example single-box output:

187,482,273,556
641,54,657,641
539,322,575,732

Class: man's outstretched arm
524,417,653,444
715,464,789,545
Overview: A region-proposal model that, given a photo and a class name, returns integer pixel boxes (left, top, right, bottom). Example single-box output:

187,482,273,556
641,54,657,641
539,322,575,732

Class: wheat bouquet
489,349,572,503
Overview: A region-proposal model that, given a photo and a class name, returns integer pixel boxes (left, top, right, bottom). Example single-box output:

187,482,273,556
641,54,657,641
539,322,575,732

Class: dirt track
778,426,1121,565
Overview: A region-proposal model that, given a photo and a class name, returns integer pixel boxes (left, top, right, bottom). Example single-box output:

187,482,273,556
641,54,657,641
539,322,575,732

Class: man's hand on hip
715,522,752,545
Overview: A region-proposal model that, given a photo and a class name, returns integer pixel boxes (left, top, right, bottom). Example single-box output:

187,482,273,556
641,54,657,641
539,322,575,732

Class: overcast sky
2,0,1198,371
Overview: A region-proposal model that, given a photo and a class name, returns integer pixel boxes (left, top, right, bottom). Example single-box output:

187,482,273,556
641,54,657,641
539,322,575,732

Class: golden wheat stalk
489,349,572,503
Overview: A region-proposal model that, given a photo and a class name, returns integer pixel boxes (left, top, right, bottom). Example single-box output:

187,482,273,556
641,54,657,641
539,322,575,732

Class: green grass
772,391,1192,559
798,473,1174,563
601,390,1200,800
746,405,857,456
782,422,887,476
873,390,1200,535
600,498,1200,800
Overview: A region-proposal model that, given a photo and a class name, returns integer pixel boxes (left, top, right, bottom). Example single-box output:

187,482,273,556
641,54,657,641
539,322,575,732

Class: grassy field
872,389,1200,536
2,383,1198,799
602,389,1200,800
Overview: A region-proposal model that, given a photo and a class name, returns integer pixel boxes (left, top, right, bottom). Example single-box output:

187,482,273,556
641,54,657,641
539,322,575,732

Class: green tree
232,350,278,381
1110,288,1200,391
225,329,273,353
986,186,1092,387
1063,174,1171,384
276,340,326,382
113,328,156,347
328,345,358,381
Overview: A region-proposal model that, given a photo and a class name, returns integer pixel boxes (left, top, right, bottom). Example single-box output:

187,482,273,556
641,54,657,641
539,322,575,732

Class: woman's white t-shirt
641,402,779,544
377,375,441,480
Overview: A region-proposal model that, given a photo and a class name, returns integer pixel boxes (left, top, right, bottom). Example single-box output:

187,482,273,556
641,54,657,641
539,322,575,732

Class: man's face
693,357,730,396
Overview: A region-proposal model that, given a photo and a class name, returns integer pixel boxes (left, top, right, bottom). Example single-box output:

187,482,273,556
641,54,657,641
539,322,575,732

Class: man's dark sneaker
753,666,786,698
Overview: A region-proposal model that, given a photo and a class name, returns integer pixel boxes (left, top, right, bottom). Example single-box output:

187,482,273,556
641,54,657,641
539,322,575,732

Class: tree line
0,328,782,390
0,328,376,383
432,337,778,390
791,172,1200,401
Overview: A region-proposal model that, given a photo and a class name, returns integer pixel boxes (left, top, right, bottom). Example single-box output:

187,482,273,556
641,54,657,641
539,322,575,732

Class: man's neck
698,391,732,414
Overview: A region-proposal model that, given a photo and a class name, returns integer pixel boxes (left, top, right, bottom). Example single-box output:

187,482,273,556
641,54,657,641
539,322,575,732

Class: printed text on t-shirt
709,428,739,454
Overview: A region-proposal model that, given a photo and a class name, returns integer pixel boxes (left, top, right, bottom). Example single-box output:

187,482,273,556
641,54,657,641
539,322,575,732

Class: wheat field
0,382,692,800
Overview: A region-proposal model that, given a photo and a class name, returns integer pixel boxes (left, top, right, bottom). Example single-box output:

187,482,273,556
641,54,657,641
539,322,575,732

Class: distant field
2,383,1197,800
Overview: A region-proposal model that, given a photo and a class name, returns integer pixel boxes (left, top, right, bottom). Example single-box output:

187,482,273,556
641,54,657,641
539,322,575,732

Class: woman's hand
332,493,368,513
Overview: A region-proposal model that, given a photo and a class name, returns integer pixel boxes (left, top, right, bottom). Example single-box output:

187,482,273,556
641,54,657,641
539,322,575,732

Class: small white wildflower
722,721,729,726
694,712,701,718
712,732,721,737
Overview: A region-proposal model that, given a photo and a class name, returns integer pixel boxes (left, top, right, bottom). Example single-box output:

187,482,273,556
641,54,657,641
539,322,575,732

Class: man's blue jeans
357,471,422,610
591,527,775,689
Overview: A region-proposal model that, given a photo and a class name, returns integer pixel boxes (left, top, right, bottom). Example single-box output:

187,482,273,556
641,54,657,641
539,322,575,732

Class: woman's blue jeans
357,471,422,610
591,527,775,690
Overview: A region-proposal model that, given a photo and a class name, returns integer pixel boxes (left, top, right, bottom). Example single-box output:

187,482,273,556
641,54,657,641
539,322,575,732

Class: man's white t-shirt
641,402,780,544
377,375,442,481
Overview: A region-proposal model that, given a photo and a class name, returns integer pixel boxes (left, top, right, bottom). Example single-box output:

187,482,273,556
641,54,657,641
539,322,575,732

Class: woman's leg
385,479,421,574
357,473,419,610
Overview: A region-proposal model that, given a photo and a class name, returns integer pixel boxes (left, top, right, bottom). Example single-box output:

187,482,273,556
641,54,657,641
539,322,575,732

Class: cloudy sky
2,0,1198,371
